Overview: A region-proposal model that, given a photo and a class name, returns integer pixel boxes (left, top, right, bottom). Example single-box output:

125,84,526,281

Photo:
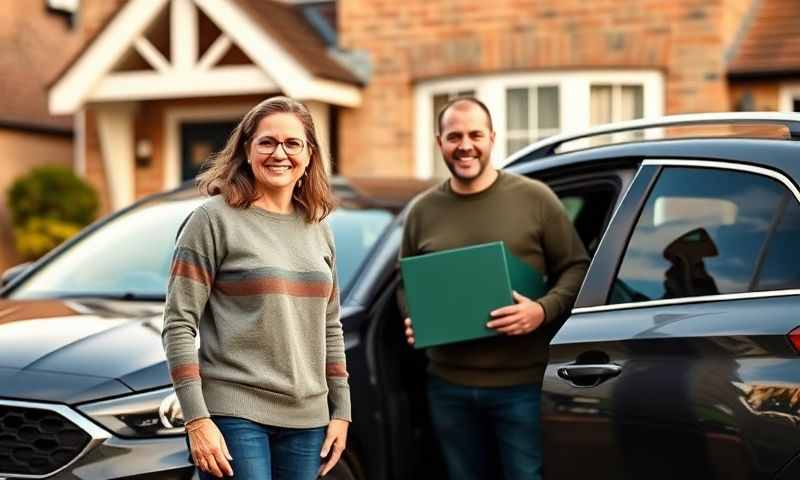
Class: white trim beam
171,0,198,71
133,37,170,73
194,0,311,97
779,83,800,112
305,101,332,173
49,0,169,114
74,109,86,176
95,104,137,210
197,34,233,71
89,65,279,102
305,78,362,108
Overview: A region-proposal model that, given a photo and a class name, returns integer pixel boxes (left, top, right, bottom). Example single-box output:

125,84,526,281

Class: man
399,97,589,480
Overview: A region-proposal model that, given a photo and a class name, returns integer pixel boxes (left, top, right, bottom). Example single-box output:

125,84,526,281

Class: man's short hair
436,96,494,134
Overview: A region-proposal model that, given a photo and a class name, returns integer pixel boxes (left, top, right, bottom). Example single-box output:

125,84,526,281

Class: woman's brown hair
197,96,335,223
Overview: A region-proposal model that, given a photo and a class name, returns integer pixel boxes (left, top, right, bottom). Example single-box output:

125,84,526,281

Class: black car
503,112,800,480
0,177,436,480
2,112,800,480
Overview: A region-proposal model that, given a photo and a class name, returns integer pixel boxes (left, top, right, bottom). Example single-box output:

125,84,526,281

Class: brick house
46,0,800,220
0,1,123,271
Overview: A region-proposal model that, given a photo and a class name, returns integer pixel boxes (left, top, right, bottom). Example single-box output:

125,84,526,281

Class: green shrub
7,166,99,260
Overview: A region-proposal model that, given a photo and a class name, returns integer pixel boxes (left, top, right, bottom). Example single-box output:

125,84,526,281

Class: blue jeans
196,416,326,480
427,374,543,480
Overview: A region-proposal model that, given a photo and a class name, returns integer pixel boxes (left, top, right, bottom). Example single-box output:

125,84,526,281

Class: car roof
505,112,800,179
507,137,800,182
164,176,439,213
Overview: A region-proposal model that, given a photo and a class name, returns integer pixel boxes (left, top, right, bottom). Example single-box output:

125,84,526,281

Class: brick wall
729,81,780,111
338,0,755,177
0,130,72,271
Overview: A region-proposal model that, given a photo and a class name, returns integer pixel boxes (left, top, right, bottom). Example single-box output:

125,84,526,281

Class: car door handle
557,364,622,387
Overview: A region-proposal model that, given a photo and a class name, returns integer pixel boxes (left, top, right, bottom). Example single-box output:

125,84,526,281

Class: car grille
0,405,91,476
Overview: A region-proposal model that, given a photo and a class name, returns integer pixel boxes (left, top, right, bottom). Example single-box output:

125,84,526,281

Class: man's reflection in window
662,228,720,298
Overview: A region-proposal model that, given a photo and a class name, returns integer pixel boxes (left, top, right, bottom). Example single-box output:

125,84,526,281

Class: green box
400,241,547,349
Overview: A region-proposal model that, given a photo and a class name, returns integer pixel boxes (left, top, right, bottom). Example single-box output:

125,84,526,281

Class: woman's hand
186,418,234,478
319,419,349,477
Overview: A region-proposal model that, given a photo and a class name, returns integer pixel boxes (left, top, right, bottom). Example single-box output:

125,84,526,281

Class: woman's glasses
253,136,306,155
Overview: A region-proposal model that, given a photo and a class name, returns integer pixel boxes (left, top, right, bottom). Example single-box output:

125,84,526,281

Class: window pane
755,193,800,291
590,85,612,126
609,168,787,305
433,93,452,133
506,88,529,131
537,86,560,130
620,85,644,120
506,138,529,156
560,196,584,223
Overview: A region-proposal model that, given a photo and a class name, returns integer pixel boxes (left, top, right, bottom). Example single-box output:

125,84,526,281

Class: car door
543,160,800,480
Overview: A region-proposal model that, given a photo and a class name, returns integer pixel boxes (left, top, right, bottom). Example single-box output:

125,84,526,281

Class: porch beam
89,65,278,102
171,0,198,70
197,34,233,71
133,37,171,73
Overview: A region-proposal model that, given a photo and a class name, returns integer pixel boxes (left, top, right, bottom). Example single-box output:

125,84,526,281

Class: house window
432,90,475,178
506,86,560,156
414,71,663,178
590,85,644,144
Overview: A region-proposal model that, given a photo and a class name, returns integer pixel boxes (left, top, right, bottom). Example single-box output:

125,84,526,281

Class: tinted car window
753,191,800,291
609,167,796,304
9,196,393,300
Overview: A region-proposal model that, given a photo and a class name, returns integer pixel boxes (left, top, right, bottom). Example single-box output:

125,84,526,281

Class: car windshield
8,194,394,301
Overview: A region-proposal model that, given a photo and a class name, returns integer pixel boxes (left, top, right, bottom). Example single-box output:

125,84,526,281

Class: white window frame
414,70,664,179
779,83,800,112
505,85,561,155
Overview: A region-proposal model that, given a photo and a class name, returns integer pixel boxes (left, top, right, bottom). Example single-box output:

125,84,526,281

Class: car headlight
78,387,185,437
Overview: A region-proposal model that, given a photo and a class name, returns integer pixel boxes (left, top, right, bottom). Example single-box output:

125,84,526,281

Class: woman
162,96,350,480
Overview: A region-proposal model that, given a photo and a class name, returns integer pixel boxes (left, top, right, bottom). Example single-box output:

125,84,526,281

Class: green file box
400,241,547,349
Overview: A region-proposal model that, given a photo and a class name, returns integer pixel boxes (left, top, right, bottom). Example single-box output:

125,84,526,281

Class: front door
180,121,238,181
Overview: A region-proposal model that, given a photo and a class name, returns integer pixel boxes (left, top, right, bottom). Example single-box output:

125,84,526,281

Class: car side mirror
1,262,32,287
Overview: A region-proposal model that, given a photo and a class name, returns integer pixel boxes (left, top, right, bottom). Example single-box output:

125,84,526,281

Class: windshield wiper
50,292,166,301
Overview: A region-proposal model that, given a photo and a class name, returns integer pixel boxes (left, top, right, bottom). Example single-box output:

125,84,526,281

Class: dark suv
2,113,800,480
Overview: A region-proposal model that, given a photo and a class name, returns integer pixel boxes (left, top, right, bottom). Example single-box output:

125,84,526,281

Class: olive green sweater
399,171,589,387
162,196,350,428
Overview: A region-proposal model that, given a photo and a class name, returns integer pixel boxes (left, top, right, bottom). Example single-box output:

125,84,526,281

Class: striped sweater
162,195,350,428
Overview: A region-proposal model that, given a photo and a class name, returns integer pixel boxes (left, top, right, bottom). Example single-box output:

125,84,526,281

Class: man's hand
319,419,349,477
487,291,545,335
404,317,415,345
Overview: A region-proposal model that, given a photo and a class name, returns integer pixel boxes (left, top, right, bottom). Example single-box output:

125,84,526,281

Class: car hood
0,298,172,404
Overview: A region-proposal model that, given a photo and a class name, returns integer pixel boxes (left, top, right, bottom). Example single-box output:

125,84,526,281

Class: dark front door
180,121,238,181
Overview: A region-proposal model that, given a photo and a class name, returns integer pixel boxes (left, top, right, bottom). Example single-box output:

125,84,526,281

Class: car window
752,191,800,291
9,196,394,300
608,167,798,305
557,186,617,256
560,196,584,222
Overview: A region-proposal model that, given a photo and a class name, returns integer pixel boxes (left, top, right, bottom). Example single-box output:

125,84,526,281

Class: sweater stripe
216,278,332,297
172,260,213,286
326,362,348,378
171,247,214,286
170,364,200,383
